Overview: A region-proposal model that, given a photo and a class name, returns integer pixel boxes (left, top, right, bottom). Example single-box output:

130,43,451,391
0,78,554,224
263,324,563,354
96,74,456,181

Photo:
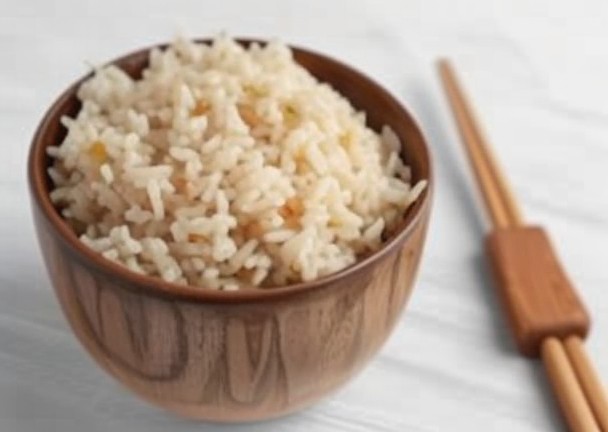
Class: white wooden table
2,1,607,430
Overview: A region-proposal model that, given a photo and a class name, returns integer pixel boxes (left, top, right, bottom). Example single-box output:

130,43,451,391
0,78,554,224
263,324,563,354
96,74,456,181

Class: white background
2,0,608,430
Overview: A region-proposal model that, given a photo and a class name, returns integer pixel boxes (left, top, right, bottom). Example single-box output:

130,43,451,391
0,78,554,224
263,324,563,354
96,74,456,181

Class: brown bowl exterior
28,40,433,421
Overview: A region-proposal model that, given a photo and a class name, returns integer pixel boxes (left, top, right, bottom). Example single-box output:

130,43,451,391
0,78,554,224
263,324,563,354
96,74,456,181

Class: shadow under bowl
27,39,433,422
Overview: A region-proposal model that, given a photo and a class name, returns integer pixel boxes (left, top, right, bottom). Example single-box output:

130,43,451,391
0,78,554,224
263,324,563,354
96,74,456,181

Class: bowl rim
28,38,434,304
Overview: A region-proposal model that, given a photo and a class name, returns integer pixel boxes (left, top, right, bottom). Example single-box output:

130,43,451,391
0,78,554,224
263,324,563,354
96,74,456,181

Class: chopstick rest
486,226,590,357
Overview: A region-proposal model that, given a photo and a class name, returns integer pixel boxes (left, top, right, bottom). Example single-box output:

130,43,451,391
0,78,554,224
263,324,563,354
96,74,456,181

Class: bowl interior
28,39,433,302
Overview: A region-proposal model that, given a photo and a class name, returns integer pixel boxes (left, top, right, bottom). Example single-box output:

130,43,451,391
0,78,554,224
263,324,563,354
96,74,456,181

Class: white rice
48,35,426,290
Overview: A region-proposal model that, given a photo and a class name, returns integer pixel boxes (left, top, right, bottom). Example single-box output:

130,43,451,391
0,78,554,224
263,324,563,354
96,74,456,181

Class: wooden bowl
27,39,433,422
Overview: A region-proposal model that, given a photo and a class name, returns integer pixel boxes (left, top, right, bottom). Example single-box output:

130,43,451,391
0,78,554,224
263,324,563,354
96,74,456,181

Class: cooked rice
48,35,426,290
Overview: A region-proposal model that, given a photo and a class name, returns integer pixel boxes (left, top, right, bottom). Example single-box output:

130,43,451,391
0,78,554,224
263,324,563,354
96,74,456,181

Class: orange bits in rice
187,233,207,243
237,104,262,127
279,197,304,229
88,141,107,163
244,221,264,239
191,100,210,117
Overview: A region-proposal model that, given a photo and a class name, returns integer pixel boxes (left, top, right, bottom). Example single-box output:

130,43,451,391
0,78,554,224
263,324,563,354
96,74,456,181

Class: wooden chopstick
437,58,607,432
565,336,608,430
543,338,601,432
437,60,522,228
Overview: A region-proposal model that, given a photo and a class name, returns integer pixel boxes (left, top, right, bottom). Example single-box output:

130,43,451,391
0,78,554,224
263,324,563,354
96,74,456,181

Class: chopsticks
437,59,608,432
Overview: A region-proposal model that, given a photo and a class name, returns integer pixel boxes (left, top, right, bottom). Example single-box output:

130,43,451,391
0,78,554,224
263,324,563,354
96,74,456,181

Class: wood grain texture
27,40,433,421
31,210,428,420
486,226,590,357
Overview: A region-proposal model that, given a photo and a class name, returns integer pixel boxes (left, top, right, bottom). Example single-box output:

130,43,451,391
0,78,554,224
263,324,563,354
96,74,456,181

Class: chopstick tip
436,57,452,74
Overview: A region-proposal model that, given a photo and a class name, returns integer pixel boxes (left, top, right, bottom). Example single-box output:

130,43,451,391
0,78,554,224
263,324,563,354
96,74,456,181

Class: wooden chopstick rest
486,226,590,357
